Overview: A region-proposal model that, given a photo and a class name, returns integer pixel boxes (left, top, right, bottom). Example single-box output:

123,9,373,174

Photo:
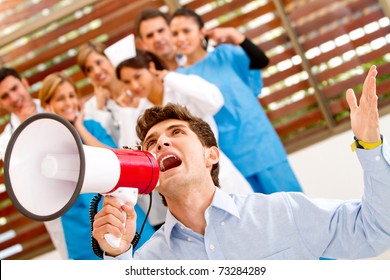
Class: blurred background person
77,41,141,148
135,8,182,70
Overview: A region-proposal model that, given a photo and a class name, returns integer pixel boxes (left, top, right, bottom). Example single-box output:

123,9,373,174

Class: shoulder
83,95,97,108
213,44,244,56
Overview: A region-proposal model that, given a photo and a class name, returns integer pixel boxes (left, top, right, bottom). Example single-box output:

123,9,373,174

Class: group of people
1,6,389,261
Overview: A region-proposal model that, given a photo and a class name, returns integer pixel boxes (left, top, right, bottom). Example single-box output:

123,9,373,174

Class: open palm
346,65,380,143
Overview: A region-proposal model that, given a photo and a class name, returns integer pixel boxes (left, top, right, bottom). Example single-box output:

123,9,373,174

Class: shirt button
220,221,225,226
209,244,215,250
376,155,381,161
187,237,192,242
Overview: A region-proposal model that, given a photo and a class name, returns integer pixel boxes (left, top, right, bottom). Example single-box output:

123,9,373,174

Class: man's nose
157,136,170,151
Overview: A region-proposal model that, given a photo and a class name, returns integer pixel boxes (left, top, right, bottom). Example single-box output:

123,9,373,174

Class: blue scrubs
176,44,302,194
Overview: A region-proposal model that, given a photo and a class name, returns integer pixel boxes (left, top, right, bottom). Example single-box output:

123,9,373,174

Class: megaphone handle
104,187,138,248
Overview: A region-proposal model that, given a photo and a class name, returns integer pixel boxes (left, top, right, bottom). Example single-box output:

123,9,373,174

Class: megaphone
3,113,159,248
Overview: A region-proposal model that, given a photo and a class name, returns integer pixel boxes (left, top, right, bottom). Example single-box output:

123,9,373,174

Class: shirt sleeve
164,72,224,116
239,38,269,69
104,247,134,260
288,137,390,259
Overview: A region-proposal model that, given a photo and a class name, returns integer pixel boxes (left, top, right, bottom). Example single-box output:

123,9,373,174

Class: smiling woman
39,72,117,149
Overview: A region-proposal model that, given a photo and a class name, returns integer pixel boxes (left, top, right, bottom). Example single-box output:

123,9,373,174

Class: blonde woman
77,42,140,147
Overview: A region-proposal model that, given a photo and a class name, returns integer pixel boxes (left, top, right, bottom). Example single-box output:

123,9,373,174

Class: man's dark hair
116,49,167,79
0,67,22,83
135,8,170,38
136,103,220,189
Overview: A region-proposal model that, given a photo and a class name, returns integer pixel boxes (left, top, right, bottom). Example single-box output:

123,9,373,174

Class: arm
329,65,390,258
163,71,224,116
291,66,390,259
205,27,269,69
73,107,112,148
240,38,269,69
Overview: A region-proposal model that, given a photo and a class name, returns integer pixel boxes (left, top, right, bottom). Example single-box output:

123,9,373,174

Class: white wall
288,114,390,259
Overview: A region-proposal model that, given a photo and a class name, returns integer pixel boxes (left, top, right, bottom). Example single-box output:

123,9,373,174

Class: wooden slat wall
186,0,390,150
0,0,389,259
0,160,55,260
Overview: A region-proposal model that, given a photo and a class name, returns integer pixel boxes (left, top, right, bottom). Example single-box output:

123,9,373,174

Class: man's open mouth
159,155,182,172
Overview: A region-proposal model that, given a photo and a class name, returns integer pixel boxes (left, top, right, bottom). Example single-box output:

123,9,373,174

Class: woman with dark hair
169,7,302,195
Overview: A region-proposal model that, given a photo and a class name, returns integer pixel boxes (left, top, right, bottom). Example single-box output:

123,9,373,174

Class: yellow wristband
351,136,382,152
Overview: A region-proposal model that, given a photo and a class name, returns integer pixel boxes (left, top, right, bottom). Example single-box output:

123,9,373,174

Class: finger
346,88,358,113
94,204,126,232
362,65,377,100
122,202,137,219
93,221,123,242
103,195,123,209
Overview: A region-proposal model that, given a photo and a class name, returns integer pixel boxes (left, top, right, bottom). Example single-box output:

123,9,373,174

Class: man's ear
205,146,219,168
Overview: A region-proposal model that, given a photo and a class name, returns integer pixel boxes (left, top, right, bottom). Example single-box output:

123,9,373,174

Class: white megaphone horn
3,113,159,248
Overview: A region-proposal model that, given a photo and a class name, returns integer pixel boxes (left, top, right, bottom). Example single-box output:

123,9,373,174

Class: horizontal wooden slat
3,233,54,260
284,124,329,150
0,220,48,249
2,0,130,64
0,0,60,28
275,109,325,139
201,0,255,23
291,0,375,34
10,0,164,73
267,95,318,122
184,0,219,11
261,80,310,105
321,55,390,99
268,47,297,65
264,64,304,86
302,9,388,53
0,0,25,13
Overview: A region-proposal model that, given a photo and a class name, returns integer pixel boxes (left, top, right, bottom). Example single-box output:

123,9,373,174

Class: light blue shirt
109,139,390,260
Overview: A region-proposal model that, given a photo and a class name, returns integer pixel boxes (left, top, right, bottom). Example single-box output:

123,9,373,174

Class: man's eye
146,141,156,149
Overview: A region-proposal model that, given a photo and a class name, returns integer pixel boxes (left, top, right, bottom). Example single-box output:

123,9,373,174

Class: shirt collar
163,188,240,248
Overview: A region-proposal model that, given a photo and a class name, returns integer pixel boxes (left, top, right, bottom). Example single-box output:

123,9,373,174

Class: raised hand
115,88,140,108
94,85,110,110
203,27,245,46
346,65,380,143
